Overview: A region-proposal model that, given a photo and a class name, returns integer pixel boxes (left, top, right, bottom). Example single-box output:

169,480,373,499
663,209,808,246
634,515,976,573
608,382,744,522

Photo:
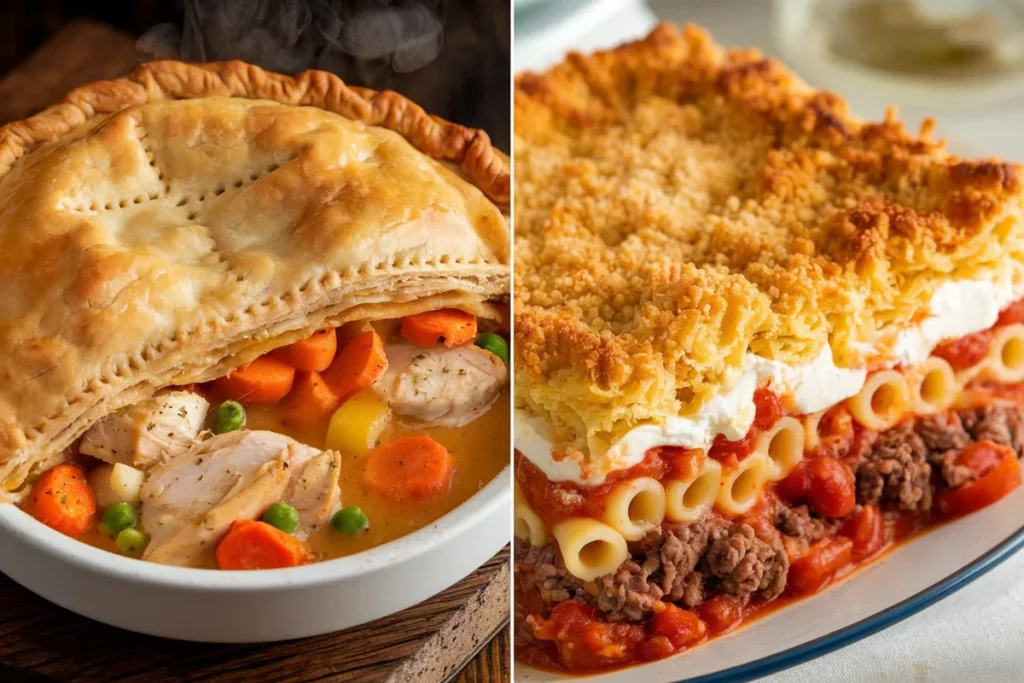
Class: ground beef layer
855,405,1024,512
516,515,788,623
516,405,1024,627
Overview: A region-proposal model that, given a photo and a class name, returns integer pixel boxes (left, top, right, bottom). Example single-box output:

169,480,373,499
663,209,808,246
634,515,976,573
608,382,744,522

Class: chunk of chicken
80,391,209,469
286,449,343,539
139,430,340,566
374,343,507,427
145,459,291,566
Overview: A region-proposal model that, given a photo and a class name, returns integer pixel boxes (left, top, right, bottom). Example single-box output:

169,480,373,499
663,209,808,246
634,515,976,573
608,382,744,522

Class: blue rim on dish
673,521,1024,683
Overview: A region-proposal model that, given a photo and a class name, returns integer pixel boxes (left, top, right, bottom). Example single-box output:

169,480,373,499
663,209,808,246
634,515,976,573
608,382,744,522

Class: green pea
115,528,150,558
215,400,246,434
474,332,509,365
331,506,369,535
262,502,300,534
100,502,137,536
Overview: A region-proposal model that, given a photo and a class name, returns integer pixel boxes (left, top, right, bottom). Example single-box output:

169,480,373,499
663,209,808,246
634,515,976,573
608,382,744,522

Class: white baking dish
0,467,510,643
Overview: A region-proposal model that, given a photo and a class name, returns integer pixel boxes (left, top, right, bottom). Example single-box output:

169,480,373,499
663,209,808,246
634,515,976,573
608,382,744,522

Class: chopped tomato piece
839,504,885,561
528,600,644,671
752,388,783,430
806,456,856,518
788,537,853,595
932,329,993,371
707,430,755,463
937,442,1021,518
814,405,858,458
656,446,705,480
650,603,707,649
779,456,855,518
954,440,1006,478
640,635,676,661
777,459,812,501
697,595,744,634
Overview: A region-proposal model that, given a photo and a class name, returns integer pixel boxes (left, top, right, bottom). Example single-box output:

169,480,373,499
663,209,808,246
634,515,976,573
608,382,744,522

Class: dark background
0,3,511,681
0,0,510,149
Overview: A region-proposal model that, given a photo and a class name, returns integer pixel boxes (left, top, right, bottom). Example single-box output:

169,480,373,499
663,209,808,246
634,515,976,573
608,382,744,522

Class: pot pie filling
513,25,1024,672
62,314,510,568
0,61,510,570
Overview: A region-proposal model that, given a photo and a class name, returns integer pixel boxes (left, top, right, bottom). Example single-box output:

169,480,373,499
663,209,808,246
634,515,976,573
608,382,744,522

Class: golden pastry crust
514,24,1024,457
0,61,509,498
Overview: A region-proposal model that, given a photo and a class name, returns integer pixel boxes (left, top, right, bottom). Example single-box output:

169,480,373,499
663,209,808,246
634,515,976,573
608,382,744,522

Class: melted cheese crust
514,24,1024,462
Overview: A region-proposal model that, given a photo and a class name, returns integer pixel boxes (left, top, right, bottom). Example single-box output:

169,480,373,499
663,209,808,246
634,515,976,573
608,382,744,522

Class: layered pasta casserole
513,25,1024,671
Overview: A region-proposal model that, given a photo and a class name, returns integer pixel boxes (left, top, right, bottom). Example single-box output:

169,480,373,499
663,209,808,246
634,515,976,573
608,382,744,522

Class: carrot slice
212,356,296,404
363,435,455,502
400,309,477,348
280,371,342,427
335,320,374,347
321,330,388,402
216,519,312,570
27,464,96,537
271,328,338,372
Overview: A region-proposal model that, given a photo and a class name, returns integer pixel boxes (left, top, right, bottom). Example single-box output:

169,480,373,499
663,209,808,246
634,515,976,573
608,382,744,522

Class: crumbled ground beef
595,558,663,621
515,540,583,605
514,537,539,562
936,451,976,489
913,413,973,488
595,520,712,621
914,412,971,453
659,522,710,604
855,423,933,512
855,405,1024,509
520,515,787,623
961,405,1024,458
775,504,825,543
516,538,563,565
703,522,788,601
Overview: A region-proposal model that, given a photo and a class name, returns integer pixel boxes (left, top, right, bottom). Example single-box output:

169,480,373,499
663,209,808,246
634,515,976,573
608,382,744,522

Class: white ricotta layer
514,345,863,486
516,265,1024,486
890,265,1022,366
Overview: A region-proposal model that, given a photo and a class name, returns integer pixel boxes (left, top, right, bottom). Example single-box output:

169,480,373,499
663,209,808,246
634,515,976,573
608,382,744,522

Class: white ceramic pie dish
515,482,1024,683
0,466,510,642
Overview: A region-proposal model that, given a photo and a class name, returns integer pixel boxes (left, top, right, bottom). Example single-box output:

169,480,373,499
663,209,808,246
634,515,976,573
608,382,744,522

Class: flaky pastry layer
0,61,510,499
514,24,1024,459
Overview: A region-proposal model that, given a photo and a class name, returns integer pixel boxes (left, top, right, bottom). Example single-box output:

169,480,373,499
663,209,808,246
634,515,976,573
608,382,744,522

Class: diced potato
87,464,118,508
87,462,144,507
326,390,392,455
109,463,144,504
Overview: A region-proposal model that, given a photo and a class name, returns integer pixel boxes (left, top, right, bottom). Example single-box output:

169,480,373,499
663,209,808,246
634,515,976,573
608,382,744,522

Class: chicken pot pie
0,60,510,569
514,25,1024,672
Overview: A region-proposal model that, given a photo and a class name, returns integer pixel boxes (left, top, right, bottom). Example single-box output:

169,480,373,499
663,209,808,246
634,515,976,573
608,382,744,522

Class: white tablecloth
514,2,1024,681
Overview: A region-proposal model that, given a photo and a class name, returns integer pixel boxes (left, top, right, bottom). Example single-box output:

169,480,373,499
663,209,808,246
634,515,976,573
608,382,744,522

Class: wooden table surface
0,549,511,683
0,18,510,683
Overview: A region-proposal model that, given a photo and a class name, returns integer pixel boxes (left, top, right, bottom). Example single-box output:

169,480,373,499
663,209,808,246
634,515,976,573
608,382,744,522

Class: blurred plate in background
514,0,656,73
514,0,553,11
